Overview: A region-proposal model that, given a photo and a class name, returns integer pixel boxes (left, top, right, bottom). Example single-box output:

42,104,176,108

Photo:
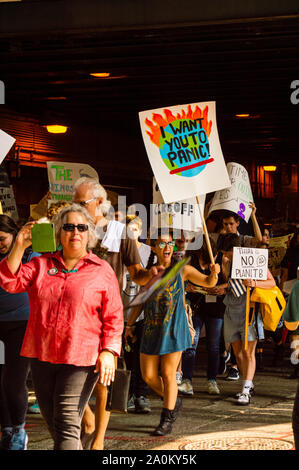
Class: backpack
249,286,286,331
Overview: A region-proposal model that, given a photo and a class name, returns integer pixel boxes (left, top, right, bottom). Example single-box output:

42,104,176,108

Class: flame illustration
145,104,212,147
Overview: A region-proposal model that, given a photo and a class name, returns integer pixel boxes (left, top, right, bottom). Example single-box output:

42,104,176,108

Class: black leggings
293,382,299,450
0,321,30,430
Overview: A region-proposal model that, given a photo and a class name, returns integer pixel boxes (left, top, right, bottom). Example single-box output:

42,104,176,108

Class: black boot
171,396,183,422
152,408,175,436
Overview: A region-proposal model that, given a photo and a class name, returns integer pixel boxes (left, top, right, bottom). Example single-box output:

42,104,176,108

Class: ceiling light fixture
45,125,68,134
235,114,250,118
263,166,277,172
90,72,111,78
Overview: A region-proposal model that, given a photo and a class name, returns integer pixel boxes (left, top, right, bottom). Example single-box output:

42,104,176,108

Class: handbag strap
117,355,127,370
180,273,186,306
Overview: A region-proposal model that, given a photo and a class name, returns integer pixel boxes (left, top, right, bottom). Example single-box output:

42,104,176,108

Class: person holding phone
0,204,123,450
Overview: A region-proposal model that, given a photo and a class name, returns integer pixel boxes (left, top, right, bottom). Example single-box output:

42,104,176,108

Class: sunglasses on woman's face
158,241,175,248
62,223,89,232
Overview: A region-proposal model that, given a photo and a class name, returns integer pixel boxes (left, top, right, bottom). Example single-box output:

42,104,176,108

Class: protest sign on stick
47,161,99,205
139,102,230,263
0,129,15,164
208,162,254,222
152,177,204,232
231,247,268,349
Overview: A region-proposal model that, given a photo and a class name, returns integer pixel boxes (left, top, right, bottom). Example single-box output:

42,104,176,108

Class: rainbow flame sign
139,101,231,203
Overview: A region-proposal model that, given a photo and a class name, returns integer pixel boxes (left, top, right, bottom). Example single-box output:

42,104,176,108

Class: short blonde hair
126,214,142,230
52,203,97,249
47,200,71,220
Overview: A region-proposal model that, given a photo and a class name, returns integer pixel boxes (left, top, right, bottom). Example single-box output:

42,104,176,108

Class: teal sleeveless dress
140,274,192,355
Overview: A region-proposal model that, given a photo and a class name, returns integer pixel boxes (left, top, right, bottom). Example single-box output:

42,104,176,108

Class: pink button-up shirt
0,251,124,366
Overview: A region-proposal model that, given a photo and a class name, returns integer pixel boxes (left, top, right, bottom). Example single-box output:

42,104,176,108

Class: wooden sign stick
244,286,251,351
196,195,215,265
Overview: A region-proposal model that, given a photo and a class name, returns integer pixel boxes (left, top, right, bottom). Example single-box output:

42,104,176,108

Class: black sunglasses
62,223,89,232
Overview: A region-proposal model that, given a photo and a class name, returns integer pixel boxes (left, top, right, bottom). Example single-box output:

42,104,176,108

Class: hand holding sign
231,247,269,350
208,162,254,222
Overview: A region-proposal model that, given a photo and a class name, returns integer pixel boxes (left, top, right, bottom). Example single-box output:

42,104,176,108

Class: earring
57,243,62,251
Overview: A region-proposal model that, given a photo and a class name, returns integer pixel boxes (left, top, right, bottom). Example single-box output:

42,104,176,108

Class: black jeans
124,320,149,398
0,321,30,430
293,381,299,450
30,358,99,450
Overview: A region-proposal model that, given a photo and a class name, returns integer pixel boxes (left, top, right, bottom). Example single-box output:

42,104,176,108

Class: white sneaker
208,380,220,395
176,371,182,385
237,392,250,406
178,379,194,396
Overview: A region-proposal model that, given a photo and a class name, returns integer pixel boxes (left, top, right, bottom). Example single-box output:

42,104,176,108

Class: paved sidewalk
25,342,298,451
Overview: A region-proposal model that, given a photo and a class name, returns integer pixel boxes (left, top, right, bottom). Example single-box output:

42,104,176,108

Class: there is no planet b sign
139,101,231,204
231,247,269,281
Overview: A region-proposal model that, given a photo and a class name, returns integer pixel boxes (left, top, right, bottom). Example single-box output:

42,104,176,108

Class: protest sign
208,162,253,222
47,161,99,203
152,177,204,232
268,233,294,276
0,185,18,221
231,246,269,350
139,101,230,204
231,247,269,281
0,129,15,164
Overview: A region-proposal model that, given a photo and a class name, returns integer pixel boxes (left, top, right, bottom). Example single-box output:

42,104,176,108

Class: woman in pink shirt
0,204,123,450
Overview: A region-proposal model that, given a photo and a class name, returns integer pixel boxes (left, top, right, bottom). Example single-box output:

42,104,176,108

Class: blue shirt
0,248,40,322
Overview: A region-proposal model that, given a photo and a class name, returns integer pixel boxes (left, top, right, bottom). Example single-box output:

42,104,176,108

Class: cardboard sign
268,233,294,276
139,102,230,203
0,129,15,164
0,185,18,221
152,177,204,231
231,247,268,280
47,161,99,202
208,162,253,222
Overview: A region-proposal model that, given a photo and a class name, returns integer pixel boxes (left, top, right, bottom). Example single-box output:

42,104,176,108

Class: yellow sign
268,233,294,275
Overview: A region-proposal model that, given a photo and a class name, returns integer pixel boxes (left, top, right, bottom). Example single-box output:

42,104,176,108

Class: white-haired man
73,177,159,450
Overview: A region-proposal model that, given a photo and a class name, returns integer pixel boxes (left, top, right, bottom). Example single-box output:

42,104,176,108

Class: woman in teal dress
125,230,220,436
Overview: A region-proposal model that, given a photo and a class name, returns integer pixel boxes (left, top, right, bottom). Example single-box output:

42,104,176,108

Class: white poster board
208,162,253,222
231,247,268,280
47,161,99,203
152,177,204,231
0,129,15,164
139,101,230,203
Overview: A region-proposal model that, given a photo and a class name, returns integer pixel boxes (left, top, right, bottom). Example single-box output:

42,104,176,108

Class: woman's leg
181,316,202,382
241,340,257,382
231,340,244,377
292,382,299,450
205,317,224,380
0,322,30,431
31,359,99,450
140,353,164,398
160,351,182,410
30,359,56,441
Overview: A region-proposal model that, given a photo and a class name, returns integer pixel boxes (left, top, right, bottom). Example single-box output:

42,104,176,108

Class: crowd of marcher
0,178,298,450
